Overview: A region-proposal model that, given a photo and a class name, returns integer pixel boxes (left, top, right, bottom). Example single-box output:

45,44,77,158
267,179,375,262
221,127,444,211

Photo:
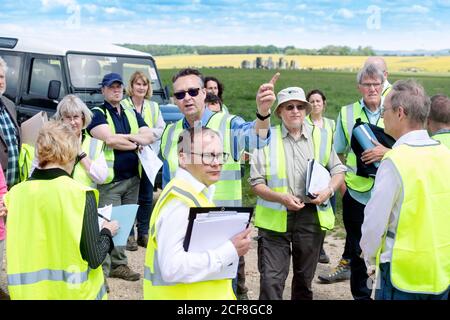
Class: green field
159,68,450,225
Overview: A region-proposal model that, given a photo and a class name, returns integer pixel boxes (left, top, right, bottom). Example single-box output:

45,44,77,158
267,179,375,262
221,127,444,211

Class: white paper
307,159,331,195
187,211,250,280
97,204,112,230
138,145,163,186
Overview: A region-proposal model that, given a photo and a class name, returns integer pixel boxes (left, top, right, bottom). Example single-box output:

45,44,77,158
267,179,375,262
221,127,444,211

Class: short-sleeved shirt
249,123,346,203
87,101,147,182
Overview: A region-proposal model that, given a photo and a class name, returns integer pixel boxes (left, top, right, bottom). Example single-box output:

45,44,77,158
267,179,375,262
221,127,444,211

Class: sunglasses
284,104,306,111
174,88,201,100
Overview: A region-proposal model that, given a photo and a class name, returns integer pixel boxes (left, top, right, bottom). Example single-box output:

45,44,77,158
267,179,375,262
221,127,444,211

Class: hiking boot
126,236,138,251
318,247,330,264
110,265,140,281
137,235,149,248
318,259,351,283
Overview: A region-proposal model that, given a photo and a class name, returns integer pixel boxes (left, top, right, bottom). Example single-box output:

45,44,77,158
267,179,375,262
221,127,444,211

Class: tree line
119,44,376,56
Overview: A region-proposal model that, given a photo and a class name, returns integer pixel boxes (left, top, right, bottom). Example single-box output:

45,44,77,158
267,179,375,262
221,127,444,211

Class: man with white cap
249,87,346,300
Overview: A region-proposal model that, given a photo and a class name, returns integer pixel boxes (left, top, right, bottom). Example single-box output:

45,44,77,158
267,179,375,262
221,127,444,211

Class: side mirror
47,80,61,101
164,85,171,99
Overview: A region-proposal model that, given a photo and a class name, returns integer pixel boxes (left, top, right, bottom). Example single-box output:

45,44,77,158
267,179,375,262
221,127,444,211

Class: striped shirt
0,101,19,187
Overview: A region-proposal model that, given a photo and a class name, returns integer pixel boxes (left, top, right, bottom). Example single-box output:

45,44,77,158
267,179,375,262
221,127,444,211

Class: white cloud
103,7,134,16
410,5,430,13
41,0,77,9
295,4,307,10
337,8,354,19
83,4,97,14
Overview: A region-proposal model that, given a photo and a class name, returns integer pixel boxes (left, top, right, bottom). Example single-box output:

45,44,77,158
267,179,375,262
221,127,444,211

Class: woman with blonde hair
122,71,166,250
5,121,118,299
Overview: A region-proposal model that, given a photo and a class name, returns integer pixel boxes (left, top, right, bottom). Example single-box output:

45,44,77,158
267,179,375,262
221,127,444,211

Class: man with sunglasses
250,87,345,300
144,127,251,300
160,68,277,299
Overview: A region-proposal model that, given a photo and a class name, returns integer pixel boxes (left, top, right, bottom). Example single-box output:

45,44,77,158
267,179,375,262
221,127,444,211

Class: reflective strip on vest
8,268,89,286
95,285,107,300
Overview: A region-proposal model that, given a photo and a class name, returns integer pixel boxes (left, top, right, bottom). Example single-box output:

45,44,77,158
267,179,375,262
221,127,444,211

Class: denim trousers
375,263,449,300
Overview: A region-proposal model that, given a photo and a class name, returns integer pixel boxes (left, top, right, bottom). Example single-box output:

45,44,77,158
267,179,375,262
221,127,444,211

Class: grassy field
155,54,450,74
159,68,450,224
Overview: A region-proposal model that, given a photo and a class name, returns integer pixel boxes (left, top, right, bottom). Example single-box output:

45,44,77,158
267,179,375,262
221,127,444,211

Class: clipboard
183,207,253,252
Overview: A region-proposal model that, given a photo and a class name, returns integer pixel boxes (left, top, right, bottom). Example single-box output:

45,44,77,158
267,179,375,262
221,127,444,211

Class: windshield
67,53,162,91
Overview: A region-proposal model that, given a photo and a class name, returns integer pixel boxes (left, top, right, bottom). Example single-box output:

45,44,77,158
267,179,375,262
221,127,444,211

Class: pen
98,213,111,222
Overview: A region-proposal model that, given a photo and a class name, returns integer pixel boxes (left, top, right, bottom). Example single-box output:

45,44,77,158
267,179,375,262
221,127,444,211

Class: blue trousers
375,263,449,300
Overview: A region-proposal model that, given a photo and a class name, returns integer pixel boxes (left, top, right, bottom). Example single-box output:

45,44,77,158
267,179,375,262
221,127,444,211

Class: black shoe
318,250,330,264
137,235,149,248
126,236,138,251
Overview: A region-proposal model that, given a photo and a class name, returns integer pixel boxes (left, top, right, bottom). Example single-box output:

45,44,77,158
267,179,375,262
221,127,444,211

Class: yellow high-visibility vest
143,178,236,300
381,144,450,294
121,97,161,129
5,176,106,300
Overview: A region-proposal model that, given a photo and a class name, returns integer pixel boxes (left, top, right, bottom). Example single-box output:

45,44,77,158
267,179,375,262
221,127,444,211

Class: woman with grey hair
52,94,108,186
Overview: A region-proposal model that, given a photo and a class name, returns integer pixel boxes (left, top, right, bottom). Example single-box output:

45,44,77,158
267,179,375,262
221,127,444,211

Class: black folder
183,207,254,252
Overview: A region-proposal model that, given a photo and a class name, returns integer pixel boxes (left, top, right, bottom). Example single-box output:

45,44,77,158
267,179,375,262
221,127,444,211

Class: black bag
350,118,396,178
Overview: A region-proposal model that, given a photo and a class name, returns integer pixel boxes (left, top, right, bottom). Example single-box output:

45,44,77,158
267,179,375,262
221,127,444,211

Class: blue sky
1,0,450,50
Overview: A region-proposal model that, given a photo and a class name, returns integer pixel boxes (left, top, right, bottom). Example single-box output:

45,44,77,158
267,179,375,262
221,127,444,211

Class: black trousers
342,191,372,300
258,204,322,300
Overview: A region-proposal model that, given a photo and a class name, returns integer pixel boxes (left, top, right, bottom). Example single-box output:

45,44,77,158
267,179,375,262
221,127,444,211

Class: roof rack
0,37,18,49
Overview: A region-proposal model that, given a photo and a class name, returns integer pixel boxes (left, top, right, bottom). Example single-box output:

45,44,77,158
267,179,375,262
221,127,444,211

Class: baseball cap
275,87,312,115
99,73,123,87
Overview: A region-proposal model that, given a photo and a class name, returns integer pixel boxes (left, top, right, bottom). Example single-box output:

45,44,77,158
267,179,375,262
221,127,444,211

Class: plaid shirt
0,100,20,187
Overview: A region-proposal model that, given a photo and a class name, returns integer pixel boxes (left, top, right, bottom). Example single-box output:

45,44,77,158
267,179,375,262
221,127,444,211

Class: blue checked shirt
0,102,20,187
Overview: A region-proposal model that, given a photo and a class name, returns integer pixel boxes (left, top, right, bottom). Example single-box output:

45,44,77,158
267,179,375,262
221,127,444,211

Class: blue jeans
376,263,449,300
130,170,153,237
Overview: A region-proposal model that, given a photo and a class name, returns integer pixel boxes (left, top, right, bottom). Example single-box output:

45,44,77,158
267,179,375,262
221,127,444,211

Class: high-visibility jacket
121,97,161,129
143,178,236,300
339,101,384,192
305,116,335,167
379,144,450,294
382,84,392,97
254,125,335,233
18,143,34,182
160,112,242,206
432,132,450,149
5,175,106,300
92,106,139,183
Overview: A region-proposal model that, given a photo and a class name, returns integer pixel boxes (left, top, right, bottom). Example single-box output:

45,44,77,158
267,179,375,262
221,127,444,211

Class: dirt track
0,228,354,300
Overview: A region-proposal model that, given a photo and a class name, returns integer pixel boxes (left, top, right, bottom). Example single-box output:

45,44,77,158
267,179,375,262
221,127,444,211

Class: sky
1,0,450,51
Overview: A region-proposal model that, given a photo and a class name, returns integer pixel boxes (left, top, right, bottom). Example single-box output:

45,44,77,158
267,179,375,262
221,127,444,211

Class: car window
1,54,21,99
29,58,66,98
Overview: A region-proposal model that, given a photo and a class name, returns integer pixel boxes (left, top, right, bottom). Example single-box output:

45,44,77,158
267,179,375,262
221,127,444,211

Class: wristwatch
77,152,87,162
256,110,271,121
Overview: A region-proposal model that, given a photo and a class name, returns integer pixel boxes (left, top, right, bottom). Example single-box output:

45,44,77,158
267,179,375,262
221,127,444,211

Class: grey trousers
257,204,323,300
98,176,140,276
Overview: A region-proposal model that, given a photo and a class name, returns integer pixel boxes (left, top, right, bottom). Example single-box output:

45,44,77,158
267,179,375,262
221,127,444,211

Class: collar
182,107,213,129
383,81,391,92
280,122,309,140
103,100,123,113
394,130,437,148
29,168,71,181
360,98,382,116
175,167,215,201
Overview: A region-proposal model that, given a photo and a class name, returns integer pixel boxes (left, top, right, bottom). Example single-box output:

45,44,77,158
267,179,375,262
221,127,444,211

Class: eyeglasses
360,82,382,89
174,88,201,100
284,104,306,111
190,152,230,165
63,114,83,122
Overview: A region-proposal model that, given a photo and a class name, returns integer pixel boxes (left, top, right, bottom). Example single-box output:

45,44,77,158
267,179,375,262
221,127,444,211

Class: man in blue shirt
87,73,154,289
160,68,278,299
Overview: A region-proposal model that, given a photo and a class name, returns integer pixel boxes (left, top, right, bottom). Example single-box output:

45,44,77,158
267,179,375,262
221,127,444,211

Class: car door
17,54,68,123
